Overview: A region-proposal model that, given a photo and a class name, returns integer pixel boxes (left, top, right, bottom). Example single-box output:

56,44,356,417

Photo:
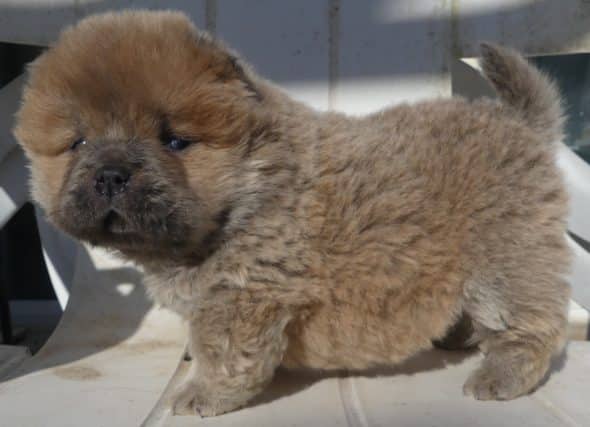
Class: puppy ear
220,52,262,101
195,34,262,101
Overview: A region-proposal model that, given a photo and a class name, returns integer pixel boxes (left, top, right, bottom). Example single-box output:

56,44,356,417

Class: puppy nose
94,166,130,198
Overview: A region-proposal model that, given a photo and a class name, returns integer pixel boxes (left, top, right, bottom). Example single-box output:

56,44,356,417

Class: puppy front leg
172,289,293,417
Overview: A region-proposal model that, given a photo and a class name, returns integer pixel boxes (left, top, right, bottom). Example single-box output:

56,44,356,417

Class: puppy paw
463,365,525,401
171,381,244,417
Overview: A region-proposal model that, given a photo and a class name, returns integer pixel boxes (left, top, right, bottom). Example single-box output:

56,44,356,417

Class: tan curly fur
14,11,571,416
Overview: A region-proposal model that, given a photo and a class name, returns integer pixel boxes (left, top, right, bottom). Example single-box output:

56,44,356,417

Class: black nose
94,166,130,198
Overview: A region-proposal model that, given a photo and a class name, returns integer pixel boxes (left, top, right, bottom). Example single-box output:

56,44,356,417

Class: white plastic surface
557,144,590,243
34,208,78,309
151,343,590,427
0,145,28,229
0,246,186,427
0,345,30,378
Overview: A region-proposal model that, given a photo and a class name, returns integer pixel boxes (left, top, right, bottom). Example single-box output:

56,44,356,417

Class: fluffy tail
479,43,564,143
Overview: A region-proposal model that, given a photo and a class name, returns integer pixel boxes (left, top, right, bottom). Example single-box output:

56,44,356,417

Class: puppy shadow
249,336,573,409
250,347,478,409
536,345,570,390
1,246,158,382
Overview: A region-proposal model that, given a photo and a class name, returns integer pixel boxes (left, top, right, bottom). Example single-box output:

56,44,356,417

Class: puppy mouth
100,209,132,235
89,208,151,248
61,185,199,254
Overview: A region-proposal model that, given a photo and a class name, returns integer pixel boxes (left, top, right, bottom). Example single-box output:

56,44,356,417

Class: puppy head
14,10,277,264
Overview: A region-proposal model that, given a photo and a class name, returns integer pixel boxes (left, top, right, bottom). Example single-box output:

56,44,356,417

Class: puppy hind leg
433,312,477,351
462,275,569,400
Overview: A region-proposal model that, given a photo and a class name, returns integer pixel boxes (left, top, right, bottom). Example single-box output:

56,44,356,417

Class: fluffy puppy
14,10,571,416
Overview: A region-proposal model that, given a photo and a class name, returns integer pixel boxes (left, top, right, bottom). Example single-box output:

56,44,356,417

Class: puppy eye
163,135,192,151
70,138,87,150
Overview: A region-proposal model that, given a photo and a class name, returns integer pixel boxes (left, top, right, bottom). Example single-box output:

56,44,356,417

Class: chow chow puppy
14,10,571,417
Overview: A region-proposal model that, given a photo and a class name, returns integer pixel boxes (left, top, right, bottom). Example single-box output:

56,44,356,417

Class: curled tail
479,43,564,143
